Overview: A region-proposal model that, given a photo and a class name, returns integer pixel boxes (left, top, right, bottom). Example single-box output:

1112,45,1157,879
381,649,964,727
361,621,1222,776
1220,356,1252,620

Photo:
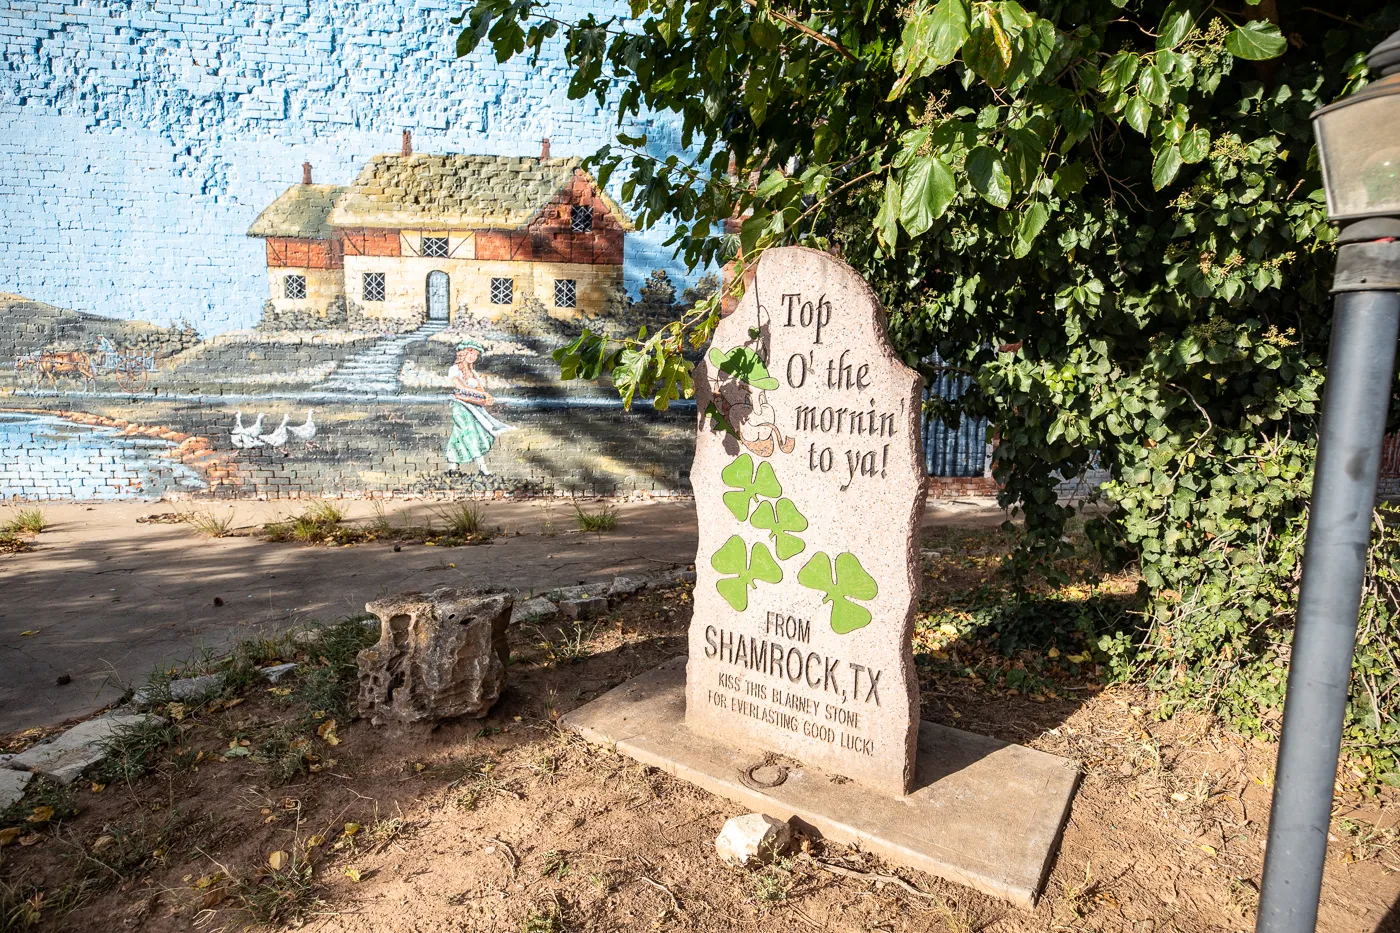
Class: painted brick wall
0,0,688,335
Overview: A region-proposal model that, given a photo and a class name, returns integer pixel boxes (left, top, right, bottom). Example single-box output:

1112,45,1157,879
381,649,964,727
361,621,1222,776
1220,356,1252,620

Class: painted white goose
288,409,316,442
259,414,290,448
231,412,264,448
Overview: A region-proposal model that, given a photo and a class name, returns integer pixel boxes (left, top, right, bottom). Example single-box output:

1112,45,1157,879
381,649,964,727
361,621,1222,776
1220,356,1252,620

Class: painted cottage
248,137,632,329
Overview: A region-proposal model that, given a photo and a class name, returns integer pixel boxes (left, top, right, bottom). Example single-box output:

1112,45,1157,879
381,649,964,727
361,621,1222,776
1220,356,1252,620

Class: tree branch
738,0,858,62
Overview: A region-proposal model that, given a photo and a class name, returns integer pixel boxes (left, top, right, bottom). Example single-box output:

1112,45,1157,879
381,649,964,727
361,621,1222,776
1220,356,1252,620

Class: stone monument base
561,658,1079,908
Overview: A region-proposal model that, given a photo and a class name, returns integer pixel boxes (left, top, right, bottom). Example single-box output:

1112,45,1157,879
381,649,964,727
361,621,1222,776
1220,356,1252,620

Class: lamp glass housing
1312,74,1400,223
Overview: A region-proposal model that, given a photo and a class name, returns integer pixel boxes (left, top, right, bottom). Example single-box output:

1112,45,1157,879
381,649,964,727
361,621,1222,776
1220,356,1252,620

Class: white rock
0,769,31,812
260,663,298,683
510,597,558,624
169,673,225,702
715,813,792,866
8,714,164,785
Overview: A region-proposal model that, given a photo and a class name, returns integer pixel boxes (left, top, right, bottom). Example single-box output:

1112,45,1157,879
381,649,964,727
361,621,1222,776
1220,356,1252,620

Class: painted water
0,412,206,500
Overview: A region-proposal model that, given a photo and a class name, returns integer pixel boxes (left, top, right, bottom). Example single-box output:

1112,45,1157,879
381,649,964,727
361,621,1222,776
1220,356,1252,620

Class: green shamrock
798,551,879,634
749,497,808,560
720,453,781,521
711,535,783,611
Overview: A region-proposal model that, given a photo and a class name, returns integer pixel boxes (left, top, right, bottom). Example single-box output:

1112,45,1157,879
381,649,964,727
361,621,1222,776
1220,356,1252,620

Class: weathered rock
260,663,298,683
0,769,32,812
170,673,225,702
715,813,792,866
357,587,513,726
608,575,646,597
510,597,559,624
8,714,164,785
559,596,609,621
543,584,603,603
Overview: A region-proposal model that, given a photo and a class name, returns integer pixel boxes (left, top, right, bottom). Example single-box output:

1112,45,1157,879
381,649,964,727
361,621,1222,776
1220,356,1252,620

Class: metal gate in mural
922,366,990,479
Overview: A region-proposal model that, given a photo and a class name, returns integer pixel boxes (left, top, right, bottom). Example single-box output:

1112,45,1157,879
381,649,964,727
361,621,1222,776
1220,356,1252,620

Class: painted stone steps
312,320,448,393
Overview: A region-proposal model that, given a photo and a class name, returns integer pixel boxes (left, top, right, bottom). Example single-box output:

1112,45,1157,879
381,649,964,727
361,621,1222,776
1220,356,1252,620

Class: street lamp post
1255,29,1400,933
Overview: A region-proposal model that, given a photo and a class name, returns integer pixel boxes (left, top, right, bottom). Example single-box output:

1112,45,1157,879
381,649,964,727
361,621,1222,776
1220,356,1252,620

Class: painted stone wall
0,0,690,333
0,0,709,500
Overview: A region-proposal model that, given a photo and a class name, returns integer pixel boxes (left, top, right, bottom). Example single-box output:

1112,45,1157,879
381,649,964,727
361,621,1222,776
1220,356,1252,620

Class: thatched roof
247,185,347,238
324,154,633,230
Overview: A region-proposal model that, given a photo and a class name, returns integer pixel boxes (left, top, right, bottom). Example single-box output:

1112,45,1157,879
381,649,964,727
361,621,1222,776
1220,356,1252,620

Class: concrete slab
0,769,32,812
7,713,161,784
562,657,1079,908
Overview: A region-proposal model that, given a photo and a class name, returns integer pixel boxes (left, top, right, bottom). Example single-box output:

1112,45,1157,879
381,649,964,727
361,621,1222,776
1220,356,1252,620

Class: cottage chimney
540,137,551,160
302,161,312,185
402,130,412,157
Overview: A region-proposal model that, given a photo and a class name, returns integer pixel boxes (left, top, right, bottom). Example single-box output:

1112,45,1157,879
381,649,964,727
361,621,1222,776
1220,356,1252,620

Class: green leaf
1180,127,1210,163
1156,2,1194,50
1138,64,1168,107
1099,52,1138,95
1053,162,1088,196
708,346,779,390
925,0,972,64
798,551,879,634
876,174,901,250
966,146,1011,208
720,453,782,521
1226,20,1287,60
712,536,783,611
963,3,1012,86
898,155,956,237
1152,144,1183,189
750,497,809,560
1125,96,1151,135
1012,201,1049,258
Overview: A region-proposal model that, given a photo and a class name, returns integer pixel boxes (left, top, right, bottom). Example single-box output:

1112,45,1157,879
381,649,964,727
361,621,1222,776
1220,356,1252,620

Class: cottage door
426,271,450,321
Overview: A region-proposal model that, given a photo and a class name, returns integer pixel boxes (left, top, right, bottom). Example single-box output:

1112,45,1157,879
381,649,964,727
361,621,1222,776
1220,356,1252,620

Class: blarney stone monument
565,248,1079,907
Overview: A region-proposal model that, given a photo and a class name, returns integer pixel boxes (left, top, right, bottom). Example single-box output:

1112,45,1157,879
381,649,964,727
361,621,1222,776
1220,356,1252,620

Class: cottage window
422,236,449,258
571,205,593,233
490,277,514,305
284,274,306,300
554,279,577,309
363,272,386,302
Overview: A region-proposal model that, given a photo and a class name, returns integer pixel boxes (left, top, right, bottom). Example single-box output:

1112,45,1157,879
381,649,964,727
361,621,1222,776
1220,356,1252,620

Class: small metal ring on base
740,759,789,790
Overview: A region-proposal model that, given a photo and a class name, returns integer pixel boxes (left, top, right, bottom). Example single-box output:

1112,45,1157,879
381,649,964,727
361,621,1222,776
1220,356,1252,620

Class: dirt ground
3,528,1400,933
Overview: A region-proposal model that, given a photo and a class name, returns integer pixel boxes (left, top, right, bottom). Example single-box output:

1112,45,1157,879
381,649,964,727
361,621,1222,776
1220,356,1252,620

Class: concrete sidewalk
0,497,1002,734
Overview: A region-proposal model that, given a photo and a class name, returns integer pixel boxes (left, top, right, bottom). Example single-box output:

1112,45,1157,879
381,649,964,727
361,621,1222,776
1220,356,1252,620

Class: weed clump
573,501,618,534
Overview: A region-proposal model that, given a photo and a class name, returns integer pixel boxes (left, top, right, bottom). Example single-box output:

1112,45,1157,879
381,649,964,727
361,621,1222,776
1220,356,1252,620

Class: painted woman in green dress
445,340,514,475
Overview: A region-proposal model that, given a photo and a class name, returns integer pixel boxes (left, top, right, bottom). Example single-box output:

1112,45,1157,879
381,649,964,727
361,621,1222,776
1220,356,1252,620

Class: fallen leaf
0,827,21,847
268,687,292,697
317,719,340,746
27,806,53,824
167,702,187,722
221,698,244,710
193,873,223,890
90,782,106,794
344,866,362,883
19,833,42,847
343,822,361,837
224,746,251,759
91,835,114,852
1171,792,1189,802
306,834,326,848
20,630,39,637
268,850,289,870
201,887,227,909
312,710,327,720
1198,844,1218,856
